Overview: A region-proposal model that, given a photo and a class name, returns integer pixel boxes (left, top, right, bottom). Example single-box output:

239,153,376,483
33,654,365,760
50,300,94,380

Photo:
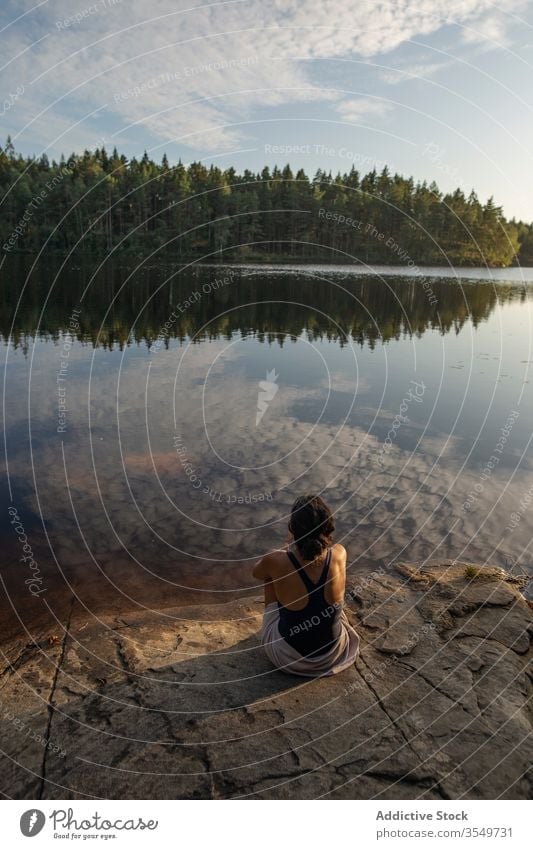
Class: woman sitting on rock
253,493,359,677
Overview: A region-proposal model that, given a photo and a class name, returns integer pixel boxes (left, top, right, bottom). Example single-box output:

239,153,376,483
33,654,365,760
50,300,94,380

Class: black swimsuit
277,548,343,657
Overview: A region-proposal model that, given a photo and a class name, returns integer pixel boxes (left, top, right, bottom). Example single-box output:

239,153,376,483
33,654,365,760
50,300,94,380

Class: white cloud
461,10,523,46
336,97,394,122
380,61,451,85
0,0,528,154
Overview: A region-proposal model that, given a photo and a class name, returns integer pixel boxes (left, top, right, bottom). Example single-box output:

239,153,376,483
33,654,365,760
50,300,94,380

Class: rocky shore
0,560,531,799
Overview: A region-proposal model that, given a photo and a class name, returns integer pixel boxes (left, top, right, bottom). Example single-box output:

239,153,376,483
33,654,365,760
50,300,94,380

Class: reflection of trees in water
1,258,528,352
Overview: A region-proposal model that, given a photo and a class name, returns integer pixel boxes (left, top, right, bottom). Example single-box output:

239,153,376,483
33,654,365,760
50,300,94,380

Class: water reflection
2,258,530,351
1,258,532,635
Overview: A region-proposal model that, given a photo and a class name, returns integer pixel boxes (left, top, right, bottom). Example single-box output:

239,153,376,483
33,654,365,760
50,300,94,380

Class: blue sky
2,0,533,219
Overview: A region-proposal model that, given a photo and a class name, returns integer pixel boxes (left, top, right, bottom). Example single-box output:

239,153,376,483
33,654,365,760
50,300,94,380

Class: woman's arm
253,550,283,580
252,556,270,580
253,555,279,606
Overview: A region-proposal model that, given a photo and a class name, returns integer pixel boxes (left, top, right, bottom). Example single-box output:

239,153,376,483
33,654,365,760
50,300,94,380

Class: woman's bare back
255,543,346,610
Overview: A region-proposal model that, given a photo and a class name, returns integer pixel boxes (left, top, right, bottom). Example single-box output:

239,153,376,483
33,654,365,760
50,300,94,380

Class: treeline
1,137,532,266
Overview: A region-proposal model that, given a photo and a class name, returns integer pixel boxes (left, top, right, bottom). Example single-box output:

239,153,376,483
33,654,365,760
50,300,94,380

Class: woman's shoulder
330,543,347,572
262,548,289,567
252,548,289,579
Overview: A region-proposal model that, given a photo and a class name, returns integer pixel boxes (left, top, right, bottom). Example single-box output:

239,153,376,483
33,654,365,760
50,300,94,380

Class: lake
2,258,533,630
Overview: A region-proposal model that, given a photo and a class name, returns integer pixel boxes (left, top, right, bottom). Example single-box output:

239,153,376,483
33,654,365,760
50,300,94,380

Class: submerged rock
0,560,531,799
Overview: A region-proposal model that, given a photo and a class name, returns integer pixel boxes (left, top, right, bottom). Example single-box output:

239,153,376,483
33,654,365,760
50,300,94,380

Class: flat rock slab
0,561,531,799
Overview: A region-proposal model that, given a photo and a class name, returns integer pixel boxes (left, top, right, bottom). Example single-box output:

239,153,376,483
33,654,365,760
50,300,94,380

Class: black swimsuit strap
286,549,314,592
286,548,331,592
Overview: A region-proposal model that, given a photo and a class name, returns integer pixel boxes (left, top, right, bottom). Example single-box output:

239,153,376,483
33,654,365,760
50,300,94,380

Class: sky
2,0,533,220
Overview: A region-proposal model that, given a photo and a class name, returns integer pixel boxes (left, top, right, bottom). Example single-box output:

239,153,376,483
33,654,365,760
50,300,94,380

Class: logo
20,810,46,837
256,369,279,426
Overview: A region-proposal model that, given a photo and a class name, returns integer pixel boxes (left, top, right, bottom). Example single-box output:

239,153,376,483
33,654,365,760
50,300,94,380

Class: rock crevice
0,560,530,800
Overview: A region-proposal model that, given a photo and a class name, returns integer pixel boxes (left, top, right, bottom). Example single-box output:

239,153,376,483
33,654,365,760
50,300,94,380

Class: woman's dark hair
289,494,335,562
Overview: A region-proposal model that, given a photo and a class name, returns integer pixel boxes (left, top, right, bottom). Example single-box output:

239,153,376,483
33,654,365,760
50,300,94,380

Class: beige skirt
260,602,360,678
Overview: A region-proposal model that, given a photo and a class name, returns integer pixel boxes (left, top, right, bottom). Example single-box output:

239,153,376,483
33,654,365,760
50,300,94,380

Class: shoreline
5,251,532,271
1,559,531,799
1,543,530,652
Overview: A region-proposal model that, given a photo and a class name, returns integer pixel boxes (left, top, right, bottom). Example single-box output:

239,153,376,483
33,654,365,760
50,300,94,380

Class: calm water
2,258,533,622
